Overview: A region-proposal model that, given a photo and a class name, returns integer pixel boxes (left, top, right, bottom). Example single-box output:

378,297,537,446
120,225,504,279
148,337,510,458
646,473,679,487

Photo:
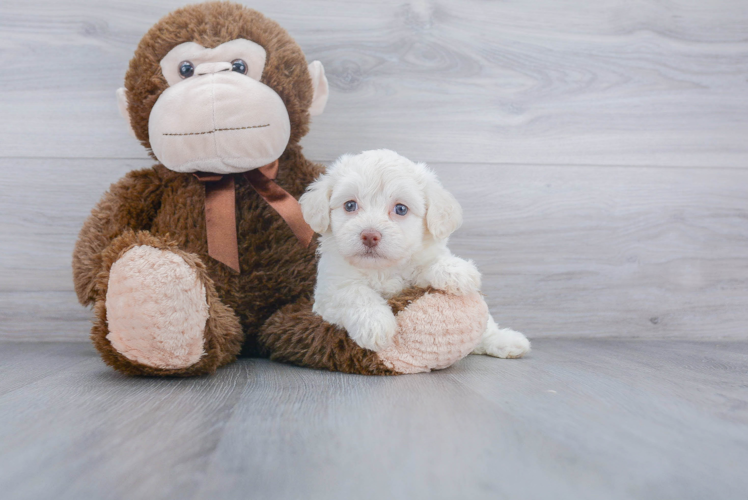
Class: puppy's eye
394,203,408,216
231,59,248,75
179,61,195,78
344,200,358,212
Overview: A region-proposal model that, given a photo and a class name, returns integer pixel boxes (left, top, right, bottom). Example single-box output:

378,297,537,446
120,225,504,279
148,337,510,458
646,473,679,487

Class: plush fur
257,286,487,375
378,290,488,373
106,245,210,369
73,2,492,376
123,2,315,154
88,230,244,377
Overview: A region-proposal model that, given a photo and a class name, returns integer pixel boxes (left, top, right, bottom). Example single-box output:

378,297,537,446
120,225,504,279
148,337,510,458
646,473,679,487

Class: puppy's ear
300,173,333,234
425,174,463,240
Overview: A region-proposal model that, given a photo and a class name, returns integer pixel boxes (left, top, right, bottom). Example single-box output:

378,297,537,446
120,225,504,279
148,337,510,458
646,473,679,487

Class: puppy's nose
361,230,382,248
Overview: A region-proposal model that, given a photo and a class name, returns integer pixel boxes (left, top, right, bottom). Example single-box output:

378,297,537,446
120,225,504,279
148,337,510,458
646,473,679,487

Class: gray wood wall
1,0,746,341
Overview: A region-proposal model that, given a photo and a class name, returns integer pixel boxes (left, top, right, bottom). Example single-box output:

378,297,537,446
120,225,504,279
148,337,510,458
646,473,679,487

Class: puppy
300,149,530,358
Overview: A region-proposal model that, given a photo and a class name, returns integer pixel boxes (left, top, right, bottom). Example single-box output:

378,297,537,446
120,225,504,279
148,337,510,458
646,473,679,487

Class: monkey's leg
257,288,487,375
90,231,243,376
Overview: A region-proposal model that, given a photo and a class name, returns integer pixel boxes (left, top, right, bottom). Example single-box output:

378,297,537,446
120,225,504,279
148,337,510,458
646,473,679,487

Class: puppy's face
300,150,463,269
327,165,426,268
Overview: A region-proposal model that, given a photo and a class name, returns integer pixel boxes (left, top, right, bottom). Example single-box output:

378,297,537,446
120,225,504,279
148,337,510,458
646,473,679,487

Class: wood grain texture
0,343,90,397
0,0,747,166
0,292,92,341
1,1,747,340
2,159,746,340
435,163,748,339
0,159,138,292
1,339,746,500
0,343,251,500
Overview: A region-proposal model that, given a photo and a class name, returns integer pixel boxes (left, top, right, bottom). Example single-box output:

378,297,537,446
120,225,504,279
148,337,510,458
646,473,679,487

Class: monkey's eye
344,200,358,212
179,61,195,79
394,204,408,216
231,59,248,75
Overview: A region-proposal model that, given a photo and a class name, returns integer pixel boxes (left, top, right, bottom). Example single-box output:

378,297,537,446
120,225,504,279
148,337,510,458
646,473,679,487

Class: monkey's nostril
361,230,382,248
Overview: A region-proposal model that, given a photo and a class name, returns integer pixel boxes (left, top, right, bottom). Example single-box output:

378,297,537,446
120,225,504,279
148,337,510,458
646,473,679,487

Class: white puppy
299,149,530,358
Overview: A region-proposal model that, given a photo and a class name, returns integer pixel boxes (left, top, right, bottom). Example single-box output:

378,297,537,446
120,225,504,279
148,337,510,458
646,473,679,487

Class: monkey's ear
116,88,137,138
300,173,333,234
425,173,463,241
307,61,329,117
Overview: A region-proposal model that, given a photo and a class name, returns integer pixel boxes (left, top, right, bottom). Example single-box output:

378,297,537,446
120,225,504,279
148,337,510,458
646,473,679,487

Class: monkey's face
146,39,289,174
117,3,329,175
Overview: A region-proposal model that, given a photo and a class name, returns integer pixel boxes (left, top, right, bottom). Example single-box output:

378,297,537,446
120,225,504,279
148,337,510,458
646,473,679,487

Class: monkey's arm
72,167,164,306
257,287,487,375
257,296,403,376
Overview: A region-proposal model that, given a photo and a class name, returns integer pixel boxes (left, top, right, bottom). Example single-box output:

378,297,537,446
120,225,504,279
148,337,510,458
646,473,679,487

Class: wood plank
0,291,92,341
0,158,145,292
3,340,744,499
196,358,573,500
433,163,748,339
514,339,748,424
447,339,748,500
196,340,748,500
0,0,747,166
2,158,746,340
0,342,250,500
0,342,92,397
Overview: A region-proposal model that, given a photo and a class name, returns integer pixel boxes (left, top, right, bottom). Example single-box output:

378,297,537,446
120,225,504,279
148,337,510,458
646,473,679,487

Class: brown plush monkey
72,2,487,377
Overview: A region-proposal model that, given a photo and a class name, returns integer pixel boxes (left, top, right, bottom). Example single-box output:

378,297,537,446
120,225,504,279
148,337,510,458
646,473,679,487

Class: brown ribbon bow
193,160,315,273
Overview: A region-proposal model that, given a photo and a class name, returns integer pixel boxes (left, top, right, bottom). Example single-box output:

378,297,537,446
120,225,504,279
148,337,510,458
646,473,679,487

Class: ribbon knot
194,160,314,273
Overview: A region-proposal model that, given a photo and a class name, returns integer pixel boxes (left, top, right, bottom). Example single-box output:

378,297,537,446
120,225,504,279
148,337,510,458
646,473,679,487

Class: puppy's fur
300,150,530,358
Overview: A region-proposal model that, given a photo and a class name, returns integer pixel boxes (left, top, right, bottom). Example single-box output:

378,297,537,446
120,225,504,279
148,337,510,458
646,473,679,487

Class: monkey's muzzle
148,67,291,175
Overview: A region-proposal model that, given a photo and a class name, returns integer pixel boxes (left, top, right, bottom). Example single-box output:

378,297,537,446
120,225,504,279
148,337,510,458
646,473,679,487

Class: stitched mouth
163,124,270,137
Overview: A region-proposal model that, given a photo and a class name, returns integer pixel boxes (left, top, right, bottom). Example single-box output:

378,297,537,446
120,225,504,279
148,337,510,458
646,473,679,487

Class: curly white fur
300,149,530,357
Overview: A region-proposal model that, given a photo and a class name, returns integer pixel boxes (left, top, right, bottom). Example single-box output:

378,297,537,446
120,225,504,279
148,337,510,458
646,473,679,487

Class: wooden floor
1,339,746,500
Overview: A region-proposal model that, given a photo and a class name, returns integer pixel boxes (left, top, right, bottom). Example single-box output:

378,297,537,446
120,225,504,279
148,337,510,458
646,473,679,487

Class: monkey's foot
378,291,487,374
105,245,209,370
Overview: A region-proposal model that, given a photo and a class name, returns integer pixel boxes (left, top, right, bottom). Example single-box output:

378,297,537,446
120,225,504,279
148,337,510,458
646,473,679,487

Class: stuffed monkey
72,2,487,377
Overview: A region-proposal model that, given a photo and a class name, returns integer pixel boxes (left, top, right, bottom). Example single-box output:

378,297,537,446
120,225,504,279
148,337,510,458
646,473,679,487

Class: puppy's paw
473,321,530,359
347,307,398,352
427,257,482,296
